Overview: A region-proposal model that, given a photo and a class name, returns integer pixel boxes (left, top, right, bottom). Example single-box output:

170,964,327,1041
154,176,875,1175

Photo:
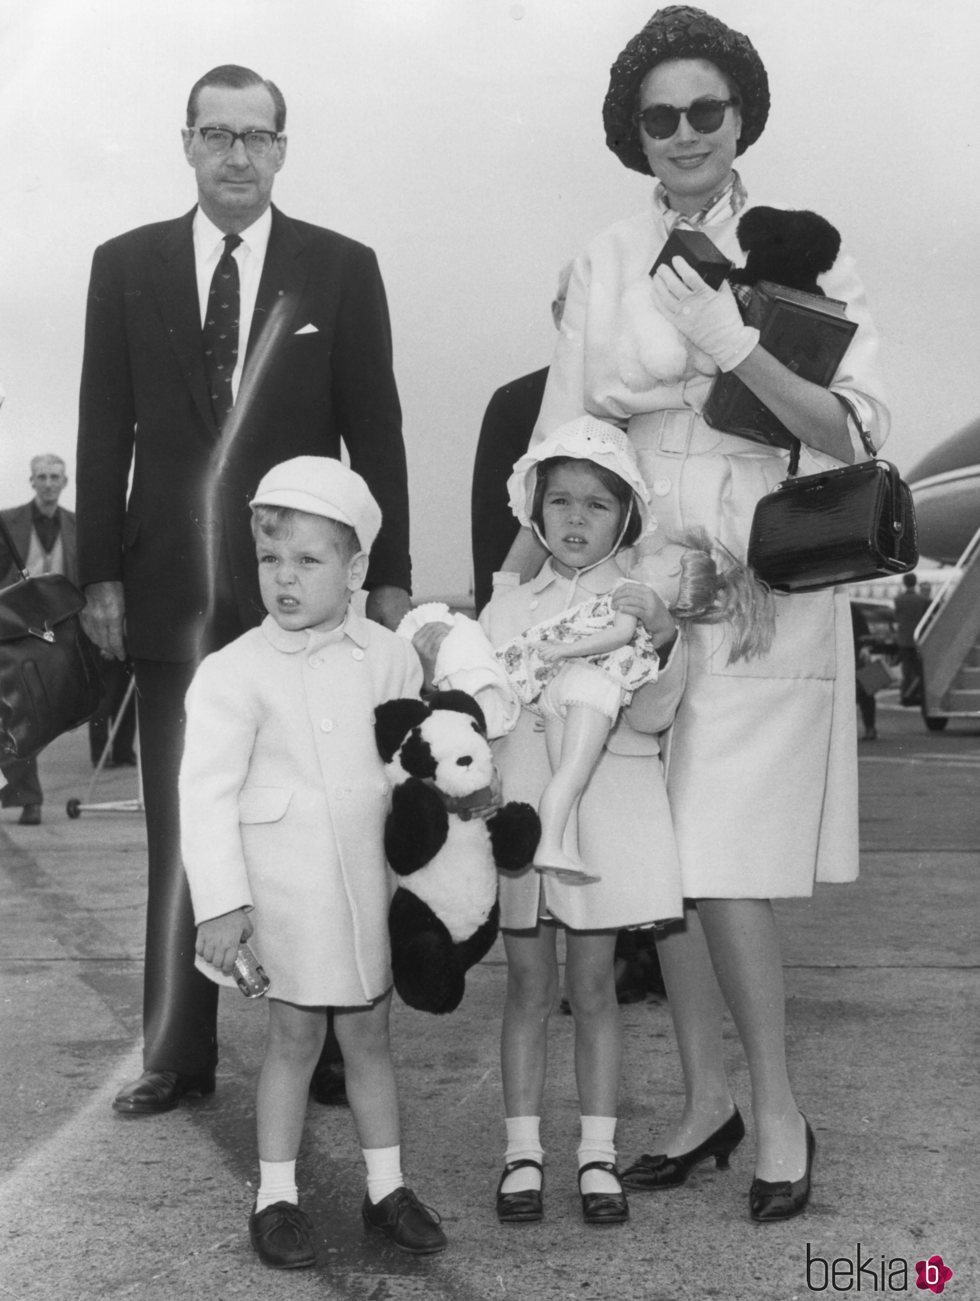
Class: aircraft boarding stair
916,523,980,731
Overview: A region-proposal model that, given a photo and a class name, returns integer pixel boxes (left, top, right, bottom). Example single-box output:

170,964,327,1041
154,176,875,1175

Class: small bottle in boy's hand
233,942,270,998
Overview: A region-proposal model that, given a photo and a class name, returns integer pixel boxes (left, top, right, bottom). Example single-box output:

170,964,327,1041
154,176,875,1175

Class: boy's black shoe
249,1201,316,1269
362,1187,447,1254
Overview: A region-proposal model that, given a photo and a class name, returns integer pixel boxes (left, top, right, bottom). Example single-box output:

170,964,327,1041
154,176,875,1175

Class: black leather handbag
0,516,104,763
747,456,918,593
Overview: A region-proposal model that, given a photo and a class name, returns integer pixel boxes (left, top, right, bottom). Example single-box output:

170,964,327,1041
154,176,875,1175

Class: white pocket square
295,323,318,335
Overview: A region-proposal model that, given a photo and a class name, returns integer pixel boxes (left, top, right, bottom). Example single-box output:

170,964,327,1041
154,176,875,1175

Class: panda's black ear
375,698,431,763
427,689,487,735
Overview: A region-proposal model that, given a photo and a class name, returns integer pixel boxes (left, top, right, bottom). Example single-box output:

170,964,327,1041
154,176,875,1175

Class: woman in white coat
502,6,889,1223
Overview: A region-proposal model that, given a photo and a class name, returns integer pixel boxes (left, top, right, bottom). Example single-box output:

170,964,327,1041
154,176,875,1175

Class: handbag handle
787,396,878,479
0,512,30,582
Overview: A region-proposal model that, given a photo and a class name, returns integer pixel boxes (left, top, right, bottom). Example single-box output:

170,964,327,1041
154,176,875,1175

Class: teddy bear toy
375,689,540,1014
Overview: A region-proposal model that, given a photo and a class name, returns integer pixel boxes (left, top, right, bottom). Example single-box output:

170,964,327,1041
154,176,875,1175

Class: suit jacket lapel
247,206,310,359
151,209,218,438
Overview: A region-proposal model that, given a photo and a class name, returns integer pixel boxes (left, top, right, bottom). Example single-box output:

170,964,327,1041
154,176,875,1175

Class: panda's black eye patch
400,729,436,778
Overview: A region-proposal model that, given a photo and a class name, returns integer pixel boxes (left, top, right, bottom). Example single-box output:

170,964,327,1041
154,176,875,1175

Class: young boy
179,456,446,1268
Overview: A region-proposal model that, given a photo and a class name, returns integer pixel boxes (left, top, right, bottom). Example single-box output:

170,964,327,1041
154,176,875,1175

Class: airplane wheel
66,798,82,819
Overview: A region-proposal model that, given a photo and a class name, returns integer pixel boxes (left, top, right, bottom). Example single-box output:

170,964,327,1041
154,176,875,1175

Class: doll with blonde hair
497,422,772,881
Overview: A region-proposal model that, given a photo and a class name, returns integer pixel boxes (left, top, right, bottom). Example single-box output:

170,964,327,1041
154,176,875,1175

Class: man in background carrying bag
894,573,931,705
0,454,77,825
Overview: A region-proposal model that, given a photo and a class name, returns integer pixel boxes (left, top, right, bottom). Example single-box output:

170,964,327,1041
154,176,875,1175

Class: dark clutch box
703,281,858,449
649,229,732,289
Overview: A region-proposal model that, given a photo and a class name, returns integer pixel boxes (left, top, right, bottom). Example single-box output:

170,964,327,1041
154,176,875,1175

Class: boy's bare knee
267,1005,327,1063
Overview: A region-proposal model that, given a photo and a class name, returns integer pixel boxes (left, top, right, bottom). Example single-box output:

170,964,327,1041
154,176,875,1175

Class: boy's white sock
363,1144,404,1204
578,1115,620,1196
500,1115,544,1194
256,1159,298,1211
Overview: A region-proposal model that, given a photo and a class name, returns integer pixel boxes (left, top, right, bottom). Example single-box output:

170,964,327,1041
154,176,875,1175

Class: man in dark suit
76,65,411,1116
0,454,77,825
894,573,932,704
470,264,570,613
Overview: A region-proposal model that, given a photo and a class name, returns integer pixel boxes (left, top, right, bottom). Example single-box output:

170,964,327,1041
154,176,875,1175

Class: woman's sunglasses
637,97,737,141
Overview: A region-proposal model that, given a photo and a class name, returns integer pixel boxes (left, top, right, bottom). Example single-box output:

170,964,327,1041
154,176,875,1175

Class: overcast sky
2,0,978,597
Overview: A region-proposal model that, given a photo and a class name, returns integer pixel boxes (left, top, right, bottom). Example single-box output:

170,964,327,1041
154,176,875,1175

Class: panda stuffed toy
375,689,540,1014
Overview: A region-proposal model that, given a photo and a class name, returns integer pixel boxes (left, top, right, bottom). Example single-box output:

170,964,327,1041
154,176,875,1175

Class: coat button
653,477,672,496
529,600,539,611
352,648,365,661
320,719,334,733
309,655,322,667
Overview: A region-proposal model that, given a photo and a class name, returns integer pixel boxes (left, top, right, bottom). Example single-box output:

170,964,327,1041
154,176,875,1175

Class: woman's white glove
651,257,759,373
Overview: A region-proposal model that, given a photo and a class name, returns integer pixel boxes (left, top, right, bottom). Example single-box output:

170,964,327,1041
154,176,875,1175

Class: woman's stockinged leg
696,897,807,1183
498,926,558,1194
257,1001,328,1161
653,905,738,1155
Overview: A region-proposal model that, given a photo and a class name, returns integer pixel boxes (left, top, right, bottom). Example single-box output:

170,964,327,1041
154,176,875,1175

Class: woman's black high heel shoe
621,1109,745,1190
579,1162,629,1225
496,1159,544,1223
749,1119,815,1223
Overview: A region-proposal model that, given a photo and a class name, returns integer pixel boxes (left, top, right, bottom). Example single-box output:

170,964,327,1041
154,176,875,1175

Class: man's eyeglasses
194,127,282,157
637,98,737,141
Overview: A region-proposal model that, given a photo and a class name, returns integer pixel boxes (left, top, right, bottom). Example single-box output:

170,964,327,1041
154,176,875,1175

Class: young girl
179,457,446,1269
413,415,769,1226
496,425,770,881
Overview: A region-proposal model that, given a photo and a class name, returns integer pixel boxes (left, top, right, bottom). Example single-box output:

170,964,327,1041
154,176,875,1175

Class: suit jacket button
352,648,365,661
320,719,334,733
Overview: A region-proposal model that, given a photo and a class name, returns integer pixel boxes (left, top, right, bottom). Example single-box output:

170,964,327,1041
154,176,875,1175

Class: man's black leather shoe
18,804,41,825
249,1201,316,1269
362,1187,447,1254
112,1069,215,1115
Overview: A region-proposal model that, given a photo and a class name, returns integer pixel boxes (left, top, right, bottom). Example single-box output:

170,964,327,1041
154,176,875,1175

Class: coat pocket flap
238,786,293,824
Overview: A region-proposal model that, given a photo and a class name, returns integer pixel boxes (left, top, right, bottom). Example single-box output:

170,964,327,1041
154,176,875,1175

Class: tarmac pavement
1,689,977,1301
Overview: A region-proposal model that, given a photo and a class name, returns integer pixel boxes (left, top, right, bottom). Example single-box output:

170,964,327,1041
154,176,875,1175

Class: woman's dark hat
603,6,770,176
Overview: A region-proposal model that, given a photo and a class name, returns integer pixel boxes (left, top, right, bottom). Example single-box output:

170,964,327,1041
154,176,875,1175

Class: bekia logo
805,1243,955,1293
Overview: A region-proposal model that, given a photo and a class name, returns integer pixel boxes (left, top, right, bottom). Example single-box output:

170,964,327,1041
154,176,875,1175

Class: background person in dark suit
76,64,411,1116
894,573,931,705
470,263,570,614
0,454,76,826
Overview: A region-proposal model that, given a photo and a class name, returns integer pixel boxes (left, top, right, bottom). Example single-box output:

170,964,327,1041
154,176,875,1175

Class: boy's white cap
507,414,653,536
250,456,382,555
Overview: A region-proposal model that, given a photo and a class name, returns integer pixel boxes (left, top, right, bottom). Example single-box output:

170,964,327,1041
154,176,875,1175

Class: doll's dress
496,590,660,716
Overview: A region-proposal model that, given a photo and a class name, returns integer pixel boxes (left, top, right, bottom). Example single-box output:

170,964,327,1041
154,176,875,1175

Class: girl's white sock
578,1115,620,1196
256,1158,298,1211
500,1115,544,1194
363,1144,404,1205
